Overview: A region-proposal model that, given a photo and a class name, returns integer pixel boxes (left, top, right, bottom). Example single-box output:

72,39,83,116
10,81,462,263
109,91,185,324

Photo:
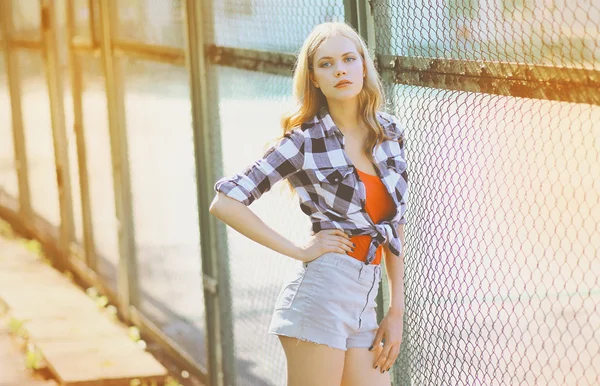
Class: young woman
209,21,407,386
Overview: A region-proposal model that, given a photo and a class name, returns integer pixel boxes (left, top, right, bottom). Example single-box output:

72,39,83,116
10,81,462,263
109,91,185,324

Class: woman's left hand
370,309,404,373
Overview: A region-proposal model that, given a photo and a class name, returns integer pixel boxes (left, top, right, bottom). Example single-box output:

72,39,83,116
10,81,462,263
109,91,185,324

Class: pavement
0,220,58,386
0,223,169,386
0,317,58,386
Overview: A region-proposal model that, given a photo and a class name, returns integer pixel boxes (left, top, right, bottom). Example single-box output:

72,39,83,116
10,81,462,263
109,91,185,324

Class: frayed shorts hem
346,342,376,350
267,324,347,351
268,329,378,352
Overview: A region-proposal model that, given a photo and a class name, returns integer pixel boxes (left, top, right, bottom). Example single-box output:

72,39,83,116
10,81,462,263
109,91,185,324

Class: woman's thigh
279,336,346,386
341,346,391,386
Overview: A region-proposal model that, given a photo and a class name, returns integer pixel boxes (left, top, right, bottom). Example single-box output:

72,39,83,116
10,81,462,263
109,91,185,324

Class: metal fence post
344,0,376,56
98,0,139,318
41,0,75,271
65,0,97,271
0,0,32,227
184,0,236,385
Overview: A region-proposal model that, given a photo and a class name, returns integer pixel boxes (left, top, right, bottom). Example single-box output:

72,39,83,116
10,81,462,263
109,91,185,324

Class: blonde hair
281,22,391,159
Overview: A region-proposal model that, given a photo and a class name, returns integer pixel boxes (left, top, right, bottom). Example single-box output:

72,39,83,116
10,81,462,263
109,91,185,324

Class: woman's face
311,34,365,102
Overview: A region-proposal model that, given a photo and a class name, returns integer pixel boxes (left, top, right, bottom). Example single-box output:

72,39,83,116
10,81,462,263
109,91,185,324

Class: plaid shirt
214,107,408,264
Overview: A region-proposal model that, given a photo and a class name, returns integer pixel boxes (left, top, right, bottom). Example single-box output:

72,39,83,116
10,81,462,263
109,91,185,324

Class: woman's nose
335,68,347,77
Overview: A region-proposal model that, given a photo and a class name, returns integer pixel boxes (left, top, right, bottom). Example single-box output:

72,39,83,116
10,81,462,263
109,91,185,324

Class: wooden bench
0,236,168,386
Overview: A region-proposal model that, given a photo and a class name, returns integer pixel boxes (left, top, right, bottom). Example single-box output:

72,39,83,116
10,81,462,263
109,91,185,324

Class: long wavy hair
281,22,390,159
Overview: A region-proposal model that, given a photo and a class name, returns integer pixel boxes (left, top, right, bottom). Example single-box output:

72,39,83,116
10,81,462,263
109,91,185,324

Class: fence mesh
117,0,185,47
121,56,207,368
106,0,210,370
385,86,599,386
372,0,599,66
208,0,345,52
372,1,600,385
215,66,300,386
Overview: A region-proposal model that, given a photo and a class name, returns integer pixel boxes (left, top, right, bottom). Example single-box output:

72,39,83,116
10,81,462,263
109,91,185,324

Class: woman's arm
209,192,353,262
370,223,406,372
383,223,406,316
209,192,304,260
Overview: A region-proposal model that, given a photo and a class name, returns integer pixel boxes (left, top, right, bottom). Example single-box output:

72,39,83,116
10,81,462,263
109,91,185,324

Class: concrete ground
0,320,58,386
0,222,183,386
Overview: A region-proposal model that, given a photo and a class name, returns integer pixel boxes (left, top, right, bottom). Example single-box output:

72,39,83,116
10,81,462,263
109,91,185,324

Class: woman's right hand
295,229,355,263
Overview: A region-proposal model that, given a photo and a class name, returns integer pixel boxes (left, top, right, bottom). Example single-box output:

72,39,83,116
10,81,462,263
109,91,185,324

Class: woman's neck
327,98,362,136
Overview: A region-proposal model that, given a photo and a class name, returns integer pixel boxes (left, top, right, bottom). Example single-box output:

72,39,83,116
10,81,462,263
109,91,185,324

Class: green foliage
0,219,14,238
95,295,109,308
105,304,118,318
22,239,42,254
128,375,185,386
165,376,184,386
25,342,43,370
128,326,141,342
7,316,26,338
86,287,99,298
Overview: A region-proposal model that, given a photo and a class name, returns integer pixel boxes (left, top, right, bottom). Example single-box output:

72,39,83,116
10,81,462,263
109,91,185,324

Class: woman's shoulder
282,124,314,146
292,112,327,138
263,125,307,154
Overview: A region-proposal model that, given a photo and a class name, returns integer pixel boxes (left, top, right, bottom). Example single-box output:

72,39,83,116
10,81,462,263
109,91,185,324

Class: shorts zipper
358,268,377,329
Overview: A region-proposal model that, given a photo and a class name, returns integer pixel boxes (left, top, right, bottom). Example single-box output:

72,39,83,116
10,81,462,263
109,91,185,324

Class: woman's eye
345,57,355,62
320,62,331,67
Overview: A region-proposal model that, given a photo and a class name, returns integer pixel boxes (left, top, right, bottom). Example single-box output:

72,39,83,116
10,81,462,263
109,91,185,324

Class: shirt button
334,178,340,182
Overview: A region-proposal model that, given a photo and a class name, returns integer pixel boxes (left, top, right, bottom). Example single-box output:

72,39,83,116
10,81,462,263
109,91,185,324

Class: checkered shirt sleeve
214,129,305,206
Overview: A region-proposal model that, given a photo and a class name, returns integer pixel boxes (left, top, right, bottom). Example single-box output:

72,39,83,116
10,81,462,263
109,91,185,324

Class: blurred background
0,0,598,385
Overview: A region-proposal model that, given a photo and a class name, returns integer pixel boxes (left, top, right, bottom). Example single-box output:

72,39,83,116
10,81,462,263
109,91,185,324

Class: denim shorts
268,252,382,351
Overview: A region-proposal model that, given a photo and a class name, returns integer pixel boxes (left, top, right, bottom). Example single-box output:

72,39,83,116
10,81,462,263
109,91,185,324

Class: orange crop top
347,169,396,265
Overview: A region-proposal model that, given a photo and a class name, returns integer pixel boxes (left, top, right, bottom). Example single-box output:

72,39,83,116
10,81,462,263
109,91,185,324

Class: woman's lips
335,81,352,88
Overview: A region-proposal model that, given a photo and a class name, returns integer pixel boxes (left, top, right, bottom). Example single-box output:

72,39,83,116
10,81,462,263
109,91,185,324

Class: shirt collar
317,106,340,138
316,105,396,138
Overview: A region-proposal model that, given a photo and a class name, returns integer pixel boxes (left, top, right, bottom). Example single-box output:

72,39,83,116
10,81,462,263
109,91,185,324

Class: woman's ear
309,72,319,88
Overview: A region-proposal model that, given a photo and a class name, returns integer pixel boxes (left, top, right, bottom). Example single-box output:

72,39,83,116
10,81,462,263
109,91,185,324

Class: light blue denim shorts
268,252,382,351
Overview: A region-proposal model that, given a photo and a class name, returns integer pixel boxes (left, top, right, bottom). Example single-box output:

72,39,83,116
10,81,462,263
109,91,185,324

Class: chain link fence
375,0,599,66
370,1,599,385
205,0,599,385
